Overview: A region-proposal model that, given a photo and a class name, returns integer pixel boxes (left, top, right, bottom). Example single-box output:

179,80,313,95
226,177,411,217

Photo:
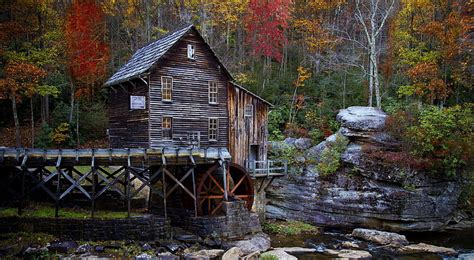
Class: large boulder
398,243,457,256
266,106,464,232
351,228,409,246
221,247,242,260
336,106,387,131
260,250,297,260
222,233,270,255
325,249,372,259
294,138,312,150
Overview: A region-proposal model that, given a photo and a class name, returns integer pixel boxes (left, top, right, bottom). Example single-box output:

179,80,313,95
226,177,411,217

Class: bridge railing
245,159,287,178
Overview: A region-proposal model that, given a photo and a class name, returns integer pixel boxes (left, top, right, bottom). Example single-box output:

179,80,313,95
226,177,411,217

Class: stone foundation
0,214,168,241
168,201,262,239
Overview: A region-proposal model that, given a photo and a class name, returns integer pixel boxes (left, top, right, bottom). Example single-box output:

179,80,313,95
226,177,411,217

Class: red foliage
245,0,291,62
365,149,433,171
65,0,109,97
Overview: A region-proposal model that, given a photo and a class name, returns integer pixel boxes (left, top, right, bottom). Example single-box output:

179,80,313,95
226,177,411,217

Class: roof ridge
132,24,193,57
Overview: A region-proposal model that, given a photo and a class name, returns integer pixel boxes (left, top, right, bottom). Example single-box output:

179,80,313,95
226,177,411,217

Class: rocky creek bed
1,226,473,259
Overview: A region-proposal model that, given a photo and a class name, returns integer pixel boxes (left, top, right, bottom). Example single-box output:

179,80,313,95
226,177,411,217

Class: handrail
245,159,287,178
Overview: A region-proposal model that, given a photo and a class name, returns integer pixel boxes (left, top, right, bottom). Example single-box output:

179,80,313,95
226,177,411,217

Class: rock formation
266,106,463,232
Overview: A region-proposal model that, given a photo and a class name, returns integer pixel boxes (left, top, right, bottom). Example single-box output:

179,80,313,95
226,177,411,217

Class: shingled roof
105,25,193,86
104,24,272,106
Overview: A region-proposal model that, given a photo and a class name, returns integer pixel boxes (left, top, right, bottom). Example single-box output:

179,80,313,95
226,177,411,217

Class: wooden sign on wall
130,95,146,109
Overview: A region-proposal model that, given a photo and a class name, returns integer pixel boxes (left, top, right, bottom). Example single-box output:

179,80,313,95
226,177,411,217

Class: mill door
248,145,259,170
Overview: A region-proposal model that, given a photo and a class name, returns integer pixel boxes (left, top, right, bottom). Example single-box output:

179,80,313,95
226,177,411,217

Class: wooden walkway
0,147,231,219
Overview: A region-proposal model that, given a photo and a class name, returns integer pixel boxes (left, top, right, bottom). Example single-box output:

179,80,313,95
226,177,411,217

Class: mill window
208,118,218,141
187,44,195,60
209,81,218,104
162,117,173,140
161,76,173,101
244,104,253,117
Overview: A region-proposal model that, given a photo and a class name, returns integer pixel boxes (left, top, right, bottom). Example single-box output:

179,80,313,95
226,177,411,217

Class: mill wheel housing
196,162,254,216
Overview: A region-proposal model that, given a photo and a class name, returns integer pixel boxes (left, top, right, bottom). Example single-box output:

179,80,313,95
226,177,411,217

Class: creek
268,228,474,259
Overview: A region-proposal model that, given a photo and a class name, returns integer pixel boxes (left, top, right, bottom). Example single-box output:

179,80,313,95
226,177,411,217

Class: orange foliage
0,61,47,101
407,62,450,103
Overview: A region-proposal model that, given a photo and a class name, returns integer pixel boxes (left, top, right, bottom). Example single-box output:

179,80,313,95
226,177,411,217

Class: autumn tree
0,62,46,147
65,0,109,122
393,0,469,105
245,0,292,63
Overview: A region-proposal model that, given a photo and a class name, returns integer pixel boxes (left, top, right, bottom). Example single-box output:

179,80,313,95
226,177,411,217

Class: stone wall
0,214,168,241
252,179,268,221
168,201,262,239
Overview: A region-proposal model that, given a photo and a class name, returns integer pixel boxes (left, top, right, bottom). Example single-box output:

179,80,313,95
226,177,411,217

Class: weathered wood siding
148,30,229,148
108,79,150,148
228,84,269,166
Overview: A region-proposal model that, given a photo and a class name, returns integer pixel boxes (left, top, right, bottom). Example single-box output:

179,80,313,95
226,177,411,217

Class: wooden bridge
0,147,285,219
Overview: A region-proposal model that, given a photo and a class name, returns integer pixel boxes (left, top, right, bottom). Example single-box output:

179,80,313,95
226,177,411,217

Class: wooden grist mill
0,25,286,235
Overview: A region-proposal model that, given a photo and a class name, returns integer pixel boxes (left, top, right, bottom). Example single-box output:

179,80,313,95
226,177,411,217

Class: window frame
162,116,173,140
244,104,254,117
161,76,173,102
187,44,195,60
208,81,218,104
208,117,219,142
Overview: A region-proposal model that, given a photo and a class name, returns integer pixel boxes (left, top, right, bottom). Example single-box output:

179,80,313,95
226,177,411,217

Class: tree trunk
11,92,21,147
368,52,374,107
76,102,80,147
69,78,75,124
31,97,35,148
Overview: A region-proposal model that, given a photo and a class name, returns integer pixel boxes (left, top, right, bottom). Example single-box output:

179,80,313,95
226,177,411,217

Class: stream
269,228,474,259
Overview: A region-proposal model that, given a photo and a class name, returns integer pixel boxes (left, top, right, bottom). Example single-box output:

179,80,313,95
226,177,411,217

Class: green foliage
37,85,60,97
35,123,53,148
79,102,108,141
308,128,324,144
269,143,304,167
260,255,278,260
268,106,289,141
316,135,349,176
0,204,135,219
386,103,473,176
263,220,318,236
406,105,474,176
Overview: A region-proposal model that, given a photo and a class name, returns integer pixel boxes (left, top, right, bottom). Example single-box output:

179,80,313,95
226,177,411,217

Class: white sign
130,95,146,109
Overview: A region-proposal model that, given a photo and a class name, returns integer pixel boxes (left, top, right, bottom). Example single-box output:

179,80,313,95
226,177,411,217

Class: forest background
0,0,472,177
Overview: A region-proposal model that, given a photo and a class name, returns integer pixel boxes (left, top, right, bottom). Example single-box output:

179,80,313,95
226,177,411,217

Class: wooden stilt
55,150,62,218
126,149,131,218
91,150,96,218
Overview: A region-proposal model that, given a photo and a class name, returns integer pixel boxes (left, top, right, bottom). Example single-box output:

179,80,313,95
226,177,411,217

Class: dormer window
187,44,195,60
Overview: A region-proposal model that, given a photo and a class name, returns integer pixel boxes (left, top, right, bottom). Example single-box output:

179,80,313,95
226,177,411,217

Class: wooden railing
245,160,287,178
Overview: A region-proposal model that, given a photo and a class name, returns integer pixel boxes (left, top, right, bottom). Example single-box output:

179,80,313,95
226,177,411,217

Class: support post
161,148,167,219
18,150,28,215
162,166,167,219
19,168,25,215
91,149,96,218
55,150,62,218
126,149,131,218
192,168,197,217
222,161,228,201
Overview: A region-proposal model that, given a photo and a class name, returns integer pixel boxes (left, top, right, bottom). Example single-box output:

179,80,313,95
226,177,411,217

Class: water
269,228,474,259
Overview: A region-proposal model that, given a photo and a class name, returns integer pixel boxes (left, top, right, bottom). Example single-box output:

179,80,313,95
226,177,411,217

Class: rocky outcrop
266,106,463,232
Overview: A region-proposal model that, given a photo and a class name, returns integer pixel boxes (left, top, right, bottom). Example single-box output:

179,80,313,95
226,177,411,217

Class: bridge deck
0,147,231,167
